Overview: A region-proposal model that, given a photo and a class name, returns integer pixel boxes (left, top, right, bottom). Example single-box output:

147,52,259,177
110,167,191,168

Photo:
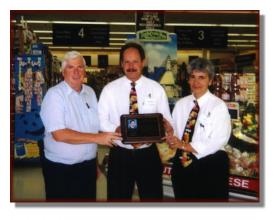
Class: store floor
12,145,140,201
13,165,109,201
13,146,244,202
13,146,110,201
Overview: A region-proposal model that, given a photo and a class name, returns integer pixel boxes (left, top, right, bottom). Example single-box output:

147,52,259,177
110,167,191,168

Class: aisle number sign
175,27,228,49
53,24,109,46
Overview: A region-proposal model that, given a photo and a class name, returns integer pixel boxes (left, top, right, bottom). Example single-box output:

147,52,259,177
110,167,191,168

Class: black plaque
120,113,165,144
175,27,228,49
53,24,109,46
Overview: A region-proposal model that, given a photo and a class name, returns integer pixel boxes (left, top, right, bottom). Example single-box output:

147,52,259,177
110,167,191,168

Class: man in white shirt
40,51,121,201
166,58,231,200
98,42,173,200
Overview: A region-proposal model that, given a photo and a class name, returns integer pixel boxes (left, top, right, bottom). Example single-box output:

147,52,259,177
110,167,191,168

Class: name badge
143,98,156,106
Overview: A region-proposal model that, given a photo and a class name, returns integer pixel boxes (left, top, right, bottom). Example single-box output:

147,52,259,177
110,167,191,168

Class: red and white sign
229,175,259,193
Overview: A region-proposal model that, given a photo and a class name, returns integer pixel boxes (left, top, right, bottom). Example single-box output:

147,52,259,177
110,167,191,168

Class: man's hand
115,126,121,134
95,132,122,147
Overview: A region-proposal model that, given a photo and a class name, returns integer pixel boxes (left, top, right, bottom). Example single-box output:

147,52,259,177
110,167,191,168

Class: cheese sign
229,176,259,193
163,165,172,176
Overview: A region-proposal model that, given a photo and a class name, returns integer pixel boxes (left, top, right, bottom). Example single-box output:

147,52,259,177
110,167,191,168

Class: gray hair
61,51,86,72
187,58,215,80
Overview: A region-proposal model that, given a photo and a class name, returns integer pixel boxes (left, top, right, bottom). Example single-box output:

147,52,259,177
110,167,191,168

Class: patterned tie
129,82,138,114
180,100,200,167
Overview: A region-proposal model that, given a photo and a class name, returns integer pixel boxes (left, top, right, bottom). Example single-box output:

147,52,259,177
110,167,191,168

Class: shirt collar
192,90,211,108
123,75,144,87
62,81,87,95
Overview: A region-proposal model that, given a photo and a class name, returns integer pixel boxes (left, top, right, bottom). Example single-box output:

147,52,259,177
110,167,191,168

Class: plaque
120,113,165,144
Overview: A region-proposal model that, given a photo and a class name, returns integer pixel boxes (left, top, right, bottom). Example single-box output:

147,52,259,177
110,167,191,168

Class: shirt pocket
141,97,157,113
198,114,213,140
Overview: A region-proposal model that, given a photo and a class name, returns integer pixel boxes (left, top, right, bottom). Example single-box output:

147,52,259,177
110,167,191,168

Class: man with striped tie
98,42,173,201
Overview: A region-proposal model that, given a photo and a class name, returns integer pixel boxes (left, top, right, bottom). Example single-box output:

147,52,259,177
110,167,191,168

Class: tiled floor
12,145,110,201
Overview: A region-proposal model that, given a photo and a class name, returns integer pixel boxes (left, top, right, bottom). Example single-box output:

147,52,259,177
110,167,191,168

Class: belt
113,144,155,152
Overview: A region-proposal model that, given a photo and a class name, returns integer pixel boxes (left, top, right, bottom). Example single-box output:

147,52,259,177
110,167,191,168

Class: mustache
126,68,137,72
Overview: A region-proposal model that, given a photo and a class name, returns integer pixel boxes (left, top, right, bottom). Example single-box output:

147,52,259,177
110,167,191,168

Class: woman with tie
166,58,231,201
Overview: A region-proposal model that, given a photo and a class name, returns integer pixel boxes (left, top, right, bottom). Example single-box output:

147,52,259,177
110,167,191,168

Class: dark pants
171,150,229,201
41,157,97,201
107,144,163,201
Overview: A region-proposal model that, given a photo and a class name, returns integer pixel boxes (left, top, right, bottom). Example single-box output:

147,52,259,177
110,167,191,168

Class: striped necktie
129,82,138,114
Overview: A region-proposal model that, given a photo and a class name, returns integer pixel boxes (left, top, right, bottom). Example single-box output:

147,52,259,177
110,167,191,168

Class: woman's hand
163,118,174,136
166,135,183,150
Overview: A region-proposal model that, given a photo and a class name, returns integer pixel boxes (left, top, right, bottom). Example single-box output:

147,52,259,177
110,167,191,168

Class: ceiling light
17,20,257,28
110,38,127,41
228,39,258,43
34,30,53,33
40,37,126,42
228,44,257,47
165,23,257,28
110,32,135,35
39,37,53,40
109,22,135,26
228,33,258,37
110,43,125,46
42,42,52,45
48,46,121,50
21,20,134,25
53,21,109,25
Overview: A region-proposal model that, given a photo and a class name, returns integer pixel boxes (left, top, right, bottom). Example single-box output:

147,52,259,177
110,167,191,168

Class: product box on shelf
13,55,46,159
31,43,48,55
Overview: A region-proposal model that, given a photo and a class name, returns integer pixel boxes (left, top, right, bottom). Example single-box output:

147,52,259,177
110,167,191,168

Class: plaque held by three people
120,113,165,144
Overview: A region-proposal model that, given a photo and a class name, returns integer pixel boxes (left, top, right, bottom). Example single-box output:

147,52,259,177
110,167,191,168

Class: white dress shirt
98,75,172,149
40,81,99,164
172,90,231,159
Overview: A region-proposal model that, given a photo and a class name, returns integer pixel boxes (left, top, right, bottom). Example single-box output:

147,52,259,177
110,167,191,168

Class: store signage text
163,165,172,175
229,176,249,189
175,26,228,49
229,176,259,192
16,56,42,68
136,11,164,31
137,29,170,42
53,24,109,46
